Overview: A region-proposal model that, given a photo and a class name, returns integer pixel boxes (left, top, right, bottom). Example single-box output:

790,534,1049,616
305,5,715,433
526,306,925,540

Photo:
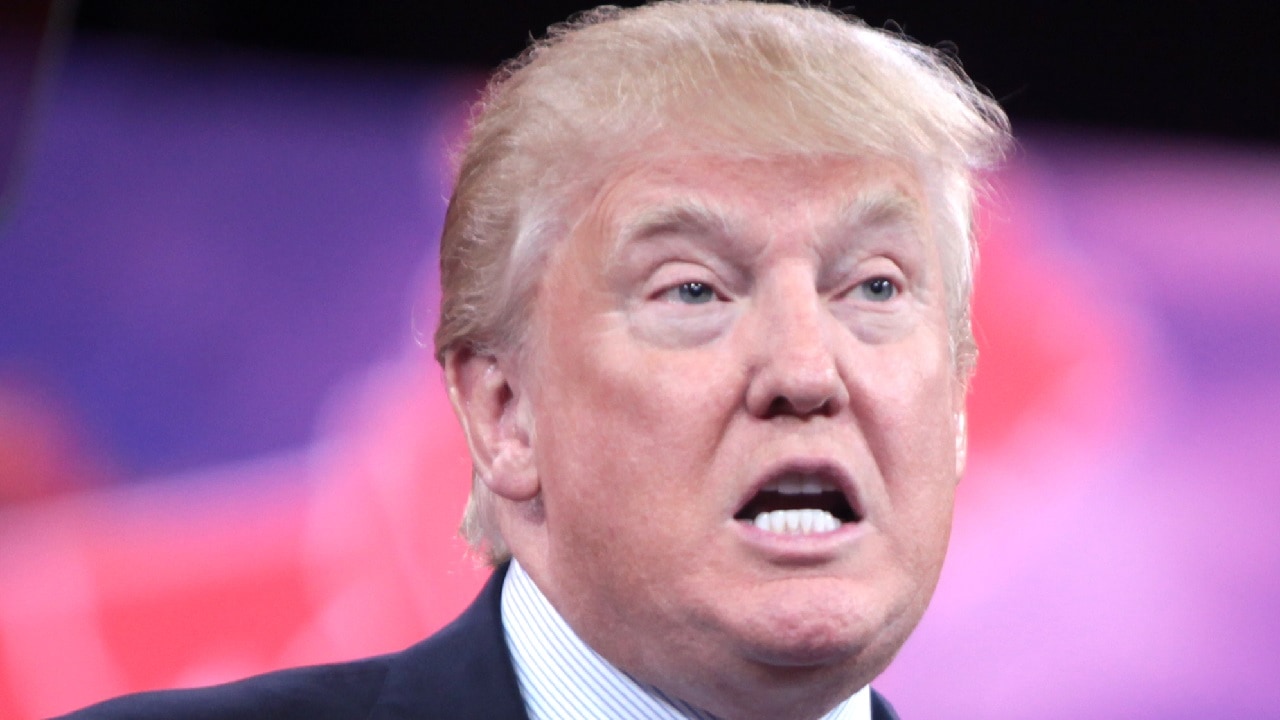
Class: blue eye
858,277,897,302
674,281,716,304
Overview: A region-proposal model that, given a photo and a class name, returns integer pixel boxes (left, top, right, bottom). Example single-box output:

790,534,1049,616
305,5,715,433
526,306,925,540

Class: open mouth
733,472,861,535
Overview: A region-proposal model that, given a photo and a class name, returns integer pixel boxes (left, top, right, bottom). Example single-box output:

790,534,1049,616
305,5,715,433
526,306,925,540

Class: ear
444,347,540,502
953,410,968,481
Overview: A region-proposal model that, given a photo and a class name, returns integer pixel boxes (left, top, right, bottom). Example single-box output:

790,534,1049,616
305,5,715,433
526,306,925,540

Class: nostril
765,396,790,418
764,395,834,419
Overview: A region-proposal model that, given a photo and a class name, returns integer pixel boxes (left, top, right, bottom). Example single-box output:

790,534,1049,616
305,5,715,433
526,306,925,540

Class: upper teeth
766,476,834,495
754,508,841,534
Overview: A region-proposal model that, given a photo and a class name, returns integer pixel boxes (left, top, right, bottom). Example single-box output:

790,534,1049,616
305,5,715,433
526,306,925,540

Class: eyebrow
818,186,925,263
834,186,923,235
614,200,735,249
608,184,924,265
604,199,741,273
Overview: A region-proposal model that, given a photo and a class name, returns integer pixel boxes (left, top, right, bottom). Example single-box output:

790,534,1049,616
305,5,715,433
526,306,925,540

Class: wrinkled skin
449,148,966,720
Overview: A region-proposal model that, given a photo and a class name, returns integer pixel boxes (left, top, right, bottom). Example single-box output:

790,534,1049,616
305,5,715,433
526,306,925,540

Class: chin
724,577,918,677
748,635,861,670
735,598,873,665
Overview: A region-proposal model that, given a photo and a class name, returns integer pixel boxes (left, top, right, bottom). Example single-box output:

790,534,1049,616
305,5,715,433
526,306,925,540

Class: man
60,1,1009,718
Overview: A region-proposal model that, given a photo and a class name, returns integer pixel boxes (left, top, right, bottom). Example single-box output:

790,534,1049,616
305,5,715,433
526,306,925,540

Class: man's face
515,147,964,705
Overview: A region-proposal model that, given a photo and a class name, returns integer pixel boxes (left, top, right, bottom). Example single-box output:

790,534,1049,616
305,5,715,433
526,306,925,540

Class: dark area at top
73,0,1280,146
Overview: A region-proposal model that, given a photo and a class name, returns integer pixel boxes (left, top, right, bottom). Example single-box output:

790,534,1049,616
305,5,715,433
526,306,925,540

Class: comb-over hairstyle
435,0,1011,563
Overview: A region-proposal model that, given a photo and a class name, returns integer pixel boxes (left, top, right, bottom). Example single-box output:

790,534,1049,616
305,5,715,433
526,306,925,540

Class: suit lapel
870,687,901,720
368,563,529,720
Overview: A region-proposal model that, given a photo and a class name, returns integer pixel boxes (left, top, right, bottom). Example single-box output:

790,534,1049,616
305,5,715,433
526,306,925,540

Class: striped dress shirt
502,560,871,720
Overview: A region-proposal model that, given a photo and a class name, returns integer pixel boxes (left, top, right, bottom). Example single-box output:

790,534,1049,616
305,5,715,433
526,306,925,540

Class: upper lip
734,456,863,522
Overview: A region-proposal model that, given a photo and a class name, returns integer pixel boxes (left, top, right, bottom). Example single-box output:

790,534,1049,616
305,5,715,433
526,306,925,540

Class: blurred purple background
1,34,468,479
2,7,1279,719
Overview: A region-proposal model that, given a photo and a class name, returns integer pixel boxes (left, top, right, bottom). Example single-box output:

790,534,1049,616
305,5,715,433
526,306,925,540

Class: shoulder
52,656,394,720
53,565,521,720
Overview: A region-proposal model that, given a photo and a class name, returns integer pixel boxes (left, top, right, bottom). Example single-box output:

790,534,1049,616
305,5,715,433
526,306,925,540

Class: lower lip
732,518,868,563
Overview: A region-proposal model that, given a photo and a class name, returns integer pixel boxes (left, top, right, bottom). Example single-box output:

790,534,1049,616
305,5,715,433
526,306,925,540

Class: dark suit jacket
56,564,900,719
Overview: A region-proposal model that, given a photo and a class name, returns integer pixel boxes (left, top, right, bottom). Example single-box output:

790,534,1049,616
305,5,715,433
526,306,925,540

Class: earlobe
444,347,540,502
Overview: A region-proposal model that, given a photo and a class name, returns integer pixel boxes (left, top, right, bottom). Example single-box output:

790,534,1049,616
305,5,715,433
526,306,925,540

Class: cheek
546,305,739,440
868,341,959,560
530,321,739,531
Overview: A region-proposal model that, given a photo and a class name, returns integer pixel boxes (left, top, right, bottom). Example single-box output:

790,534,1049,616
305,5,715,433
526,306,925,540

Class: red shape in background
962,171,1136,505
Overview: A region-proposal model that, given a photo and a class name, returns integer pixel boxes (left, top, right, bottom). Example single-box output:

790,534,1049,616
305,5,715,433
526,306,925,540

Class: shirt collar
501,559,871,720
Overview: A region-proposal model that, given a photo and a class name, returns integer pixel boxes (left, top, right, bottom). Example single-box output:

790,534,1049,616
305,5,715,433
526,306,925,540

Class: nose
744,278,848,420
